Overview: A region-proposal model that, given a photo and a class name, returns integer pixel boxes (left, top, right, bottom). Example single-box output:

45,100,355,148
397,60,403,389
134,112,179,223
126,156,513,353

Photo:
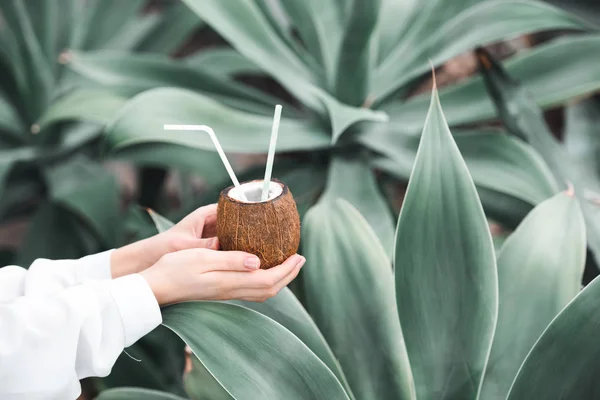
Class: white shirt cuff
109,274,162,347
77,249,115,282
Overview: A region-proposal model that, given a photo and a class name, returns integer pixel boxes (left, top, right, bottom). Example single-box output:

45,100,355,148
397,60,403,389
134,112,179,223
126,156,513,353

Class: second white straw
262,105,282,201
163,124,247,201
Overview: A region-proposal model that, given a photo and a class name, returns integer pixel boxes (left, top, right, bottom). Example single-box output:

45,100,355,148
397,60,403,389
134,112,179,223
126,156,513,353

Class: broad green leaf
314,88,388,143
102,14,162,52
105,88,330,154
147,208,175,233
103,326,186,396
184,355,233,400
80,0,145,50
110,143,228,187
506,274,600,399
135,2,204,54
394,85,498,399
480,192,586,399
385,34,600,135
364,129,559,206
65,51,279,113
376,0,590,100
334,0,381,106
37,89,127,130
0,93,24,137
230,289,355,400
146,208,353,397
16,202,98,267
182,0,325,112
23,0,60,70
278,0,343,85
184,48,262,76
323,156,395,253
45,157,121,248
98,388,187,400
5,0,53,121
303,198,415,400
377,0,420,61
162,302,350,400
564,97,600,183
475,46,600,267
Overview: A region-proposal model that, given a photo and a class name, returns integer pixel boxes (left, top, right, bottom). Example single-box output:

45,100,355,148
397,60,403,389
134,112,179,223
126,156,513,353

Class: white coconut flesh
228,180,283,203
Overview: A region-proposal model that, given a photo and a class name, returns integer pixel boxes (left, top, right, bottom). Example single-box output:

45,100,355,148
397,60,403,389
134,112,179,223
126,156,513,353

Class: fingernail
296,256,306,268
244,257,260,269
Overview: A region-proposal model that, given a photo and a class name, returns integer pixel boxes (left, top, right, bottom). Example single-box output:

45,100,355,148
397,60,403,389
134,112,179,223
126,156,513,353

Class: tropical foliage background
2,0,600,399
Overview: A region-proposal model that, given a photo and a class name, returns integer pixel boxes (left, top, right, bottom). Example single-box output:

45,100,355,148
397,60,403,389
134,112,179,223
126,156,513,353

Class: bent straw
163,124,247,201
261,105,282,201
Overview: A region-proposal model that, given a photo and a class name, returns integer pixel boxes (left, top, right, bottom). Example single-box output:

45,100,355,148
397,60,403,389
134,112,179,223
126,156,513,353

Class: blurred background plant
3,0,600,399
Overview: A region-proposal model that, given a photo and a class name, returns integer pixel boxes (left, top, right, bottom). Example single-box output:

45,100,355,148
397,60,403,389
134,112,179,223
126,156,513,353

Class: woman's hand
140,249,306,305
111,204,220,278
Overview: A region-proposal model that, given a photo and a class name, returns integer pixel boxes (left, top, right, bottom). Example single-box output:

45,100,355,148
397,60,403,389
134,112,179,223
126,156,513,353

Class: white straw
163,124,247,201
261,105,282,201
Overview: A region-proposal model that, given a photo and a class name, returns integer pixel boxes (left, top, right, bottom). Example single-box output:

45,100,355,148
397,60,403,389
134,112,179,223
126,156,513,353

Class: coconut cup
216,179,300,269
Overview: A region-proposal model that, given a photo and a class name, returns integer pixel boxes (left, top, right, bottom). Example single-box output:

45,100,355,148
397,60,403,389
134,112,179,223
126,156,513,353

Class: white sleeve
0,253,162,400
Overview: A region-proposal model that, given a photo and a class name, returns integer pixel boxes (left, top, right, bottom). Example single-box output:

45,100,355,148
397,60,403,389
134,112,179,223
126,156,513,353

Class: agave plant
97,85,598,400
0,0,201,265
41,0,600,252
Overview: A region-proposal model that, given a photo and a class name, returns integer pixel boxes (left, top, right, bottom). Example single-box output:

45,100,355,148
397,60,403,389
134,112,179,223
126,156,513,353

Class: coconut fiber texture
216,180,300,269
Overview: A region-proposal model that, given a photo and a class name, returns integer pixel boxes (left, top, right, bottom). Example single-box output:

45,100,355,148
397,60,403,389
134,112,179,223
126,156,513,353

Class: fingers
229,255,305,301
195,237,219,250
197,248,262,272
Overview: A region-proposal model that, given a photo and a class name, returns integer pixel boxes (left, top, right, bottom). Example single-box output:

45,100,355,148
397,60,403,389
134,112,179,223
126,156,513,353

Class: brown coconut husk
216,179,300,269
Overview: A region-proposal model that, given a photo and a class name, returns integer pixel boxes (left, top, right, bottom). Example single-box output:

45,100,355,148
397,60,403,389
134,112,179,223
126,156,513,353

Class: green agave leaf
103,326,186,396
146,208,174,233
182,0,325,112
475,47,600,267
0,93,24,137
394,85,498,399
303,198,415,400
134,2,203,55
105,87,330,154
377,0,420,61
37,89,127,131
323,156,395,254
23,0,60,71
564,97,600,184
45,156,121,248
184,355,233,400
313,88,388,143
334,0,381,106
101,14,162,52
110,142,229,187
278,0,343,86
376,0,590,100
65,51,279,114
385,34,600,135
79,0,146,50
364,129,559,206
506,273,600,399
481,192,586,399
162,302,350,400
97,388,187,400
184,48,263,77
16,202,98,267
146,209,353,398
3,0,54,121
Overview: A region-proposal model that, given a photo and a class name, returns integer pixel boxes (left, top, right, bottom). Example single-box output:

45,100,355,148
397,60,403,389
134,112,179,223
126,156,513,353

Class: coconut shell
216,179,300,269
